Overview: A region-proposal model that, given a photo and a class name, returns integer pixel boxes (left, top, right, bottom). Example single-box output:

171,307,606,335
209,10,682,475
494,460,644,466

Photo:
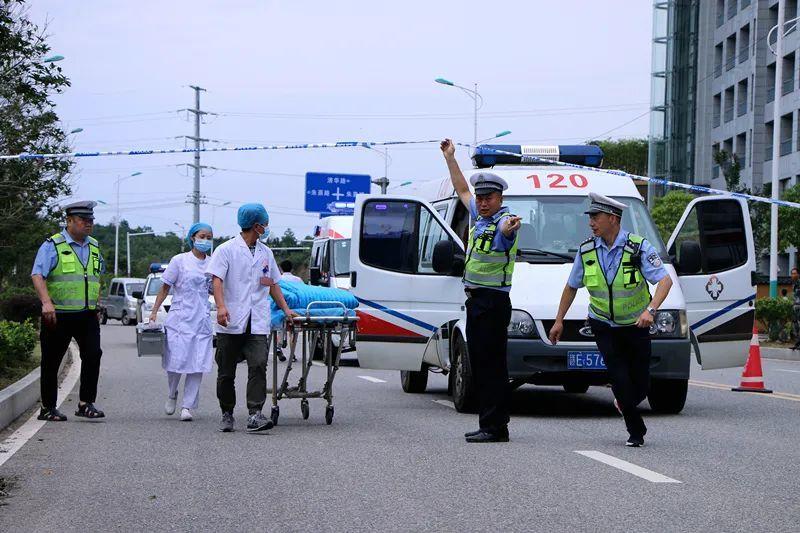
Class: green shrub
0,320,37,366
0,294,41,323
755,297,793,341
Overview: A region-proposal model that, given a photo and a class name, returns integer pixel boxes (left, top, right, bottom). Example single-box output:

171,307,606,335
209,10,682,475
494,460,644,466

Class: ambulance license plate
567,351,606,370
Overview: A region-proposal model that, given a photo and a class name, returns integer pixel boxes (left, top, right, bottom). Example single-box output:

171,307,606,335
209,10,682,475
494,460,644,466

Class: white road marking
432,399,455,409
575,450,681,484
311,361,325,367
357,375,386,383
775,369,800,374
0,350,82,468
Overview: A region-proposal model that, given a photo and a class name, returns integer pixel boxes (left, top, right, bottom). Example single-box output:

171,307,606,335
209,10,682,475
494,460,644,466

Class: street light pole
174,222,186,252
768,4,787,298
126,231,155,277
113,171,142,276
435,77,484,149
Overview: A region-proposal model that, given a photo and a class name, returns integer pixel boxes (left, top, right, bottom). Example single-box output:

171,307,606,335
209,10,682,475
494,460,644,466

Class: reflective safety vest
464,212,519,288
46,233,102,311
580,233,650,325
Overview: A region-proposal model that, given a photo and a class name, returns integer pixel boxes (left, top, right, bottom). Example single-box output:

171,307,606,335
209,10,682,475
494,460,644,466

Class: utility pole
179,85,210,223
769,4,786,298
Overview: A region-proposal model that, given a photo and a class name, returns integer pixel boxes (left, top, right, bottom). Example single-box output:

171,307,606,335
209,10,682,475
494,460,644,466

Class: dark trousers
589,318,651,439
465,288,512,432
215,319,268,414
39,310,103,408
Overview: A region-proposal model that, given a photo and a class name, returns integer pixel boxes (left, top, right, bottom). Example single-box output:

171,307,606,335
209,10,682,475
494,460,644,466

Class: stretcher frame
269,301,358,425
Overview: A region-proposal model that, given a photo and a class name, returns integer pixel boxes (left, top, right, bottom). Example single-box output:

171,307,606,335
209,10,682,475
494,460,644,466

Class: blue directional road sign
305,172,371,214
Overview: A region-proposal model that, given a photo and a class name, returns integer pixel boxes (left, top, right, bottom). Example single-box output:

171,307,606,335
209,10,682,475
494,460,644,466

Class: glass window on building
783,52,796,96
724,86,735,122
739,24,750,63
788,0,798,23
727,0,737,19
712,144,721,179
736,132,747,169
713,93,722,127
737,79,748,117
717,0,725,27
766,120,774,160
726,34,737,71
714,43,723,77
780,113,793,157
767,63,776,103
739,0,750,9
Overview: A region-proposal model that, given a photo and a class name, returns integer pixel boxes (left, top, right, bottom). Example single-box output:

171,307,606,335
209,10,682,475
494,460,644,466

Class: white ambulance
349,144,756,414
309,215,353,290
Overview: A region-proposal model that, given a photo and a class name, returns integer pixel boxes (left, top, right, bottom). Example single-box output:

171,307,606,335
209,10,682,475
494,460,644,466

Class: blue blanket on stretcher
270,280,358,328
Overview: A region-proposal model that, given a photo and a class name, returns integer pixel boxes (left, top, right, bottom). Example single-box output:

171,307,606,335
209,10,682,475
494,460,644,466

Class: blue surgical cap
237,203,269,229
186,222,212,246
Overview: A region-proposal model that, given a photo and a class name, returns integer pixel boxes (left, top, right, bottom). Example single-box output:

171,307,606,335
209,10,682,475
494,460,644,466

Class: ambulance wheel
647,378,688,414
325,405,334,425
100,309,108,325
400,368,428,393
563,383,590,394
270,406,280,426
451,334,477,413
301,400,310,420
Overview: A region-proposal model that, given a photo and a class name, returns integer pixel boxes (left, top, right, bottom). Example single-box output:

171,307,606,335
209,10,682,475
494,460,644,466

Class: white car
350,143,757,415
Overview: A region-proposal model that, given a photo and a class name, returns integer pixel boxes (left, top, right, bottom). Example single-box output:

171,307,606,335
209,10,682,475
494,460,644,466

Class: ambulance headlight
649,310,687,338
508,310,536,338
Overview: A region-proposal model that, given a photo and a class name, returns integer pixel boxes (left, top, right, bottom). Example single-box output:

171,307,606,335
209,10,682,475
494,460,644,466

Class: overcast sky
28,0,654,239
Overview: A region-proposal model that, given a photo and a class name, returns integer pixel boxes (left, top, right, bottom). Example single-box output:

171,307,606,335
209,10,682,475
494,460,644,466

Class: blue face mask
194,238,212,253
258,226,270,243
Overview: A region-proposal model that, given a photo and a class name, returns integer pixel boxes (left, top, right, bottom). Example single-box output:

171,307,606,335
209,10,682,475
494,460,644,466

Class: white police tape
0,140,439,161
466,143,800,210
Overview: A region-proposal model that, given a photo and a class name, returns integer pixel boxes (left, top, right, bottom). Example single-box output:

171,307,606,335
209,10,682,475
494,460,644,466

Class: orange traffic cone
732,325,773,393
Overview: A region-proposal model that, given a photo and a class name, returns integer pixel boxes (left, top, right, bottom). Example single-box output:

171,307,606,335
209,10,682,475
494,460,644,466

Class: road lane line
775,369,800,374
0,348,82,468
311,361,325,367
432,399,455,409
575,451,681,484
357,375,386,383
690,380,800,402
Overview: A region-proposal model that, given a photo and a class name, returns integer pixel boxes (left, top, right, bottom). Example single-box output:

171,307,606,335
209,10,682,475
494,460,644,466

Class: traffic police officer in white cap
549,192,673,447
441,139,521,443
31,200,106,421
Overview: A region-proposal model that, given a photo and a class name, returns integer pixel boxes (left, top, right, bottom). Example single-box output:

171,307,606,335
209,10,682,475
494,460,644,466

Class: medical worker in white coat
149,222,214,421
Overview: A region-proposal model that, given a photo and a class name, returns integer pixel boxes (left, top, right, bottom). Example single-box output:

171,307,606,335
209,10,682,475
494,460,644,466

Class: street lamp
69,127,83,134
43,55,64,63
477,130,512,144
114,171,142,275
210,201,232,227
126,231,155,277
435,76,484,149
363,145,392,194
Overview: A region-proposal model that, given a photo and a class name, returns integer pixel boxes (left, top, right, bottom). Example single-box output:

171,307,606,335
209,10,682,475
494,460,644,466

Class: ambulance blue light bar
472,144,604,168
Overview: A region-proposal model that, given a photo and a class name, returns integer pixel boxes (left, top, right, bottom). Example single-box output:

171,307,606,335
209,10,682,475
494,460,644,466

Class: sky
27,0,654,240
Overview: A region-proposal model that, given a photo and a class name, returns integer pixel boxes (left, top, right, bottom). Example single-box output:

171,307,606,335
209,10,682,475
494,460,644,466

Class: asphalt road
1,324,799,532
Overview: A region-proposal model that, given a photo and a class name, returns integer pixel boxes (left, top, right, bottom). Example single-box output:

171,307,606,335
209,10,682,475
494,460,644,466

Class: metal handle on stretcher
289,300,359,324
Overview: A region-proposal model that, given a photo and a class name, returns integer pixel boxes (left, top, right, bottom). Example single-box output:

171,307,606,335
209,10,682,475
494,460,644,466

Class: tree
0,1,72,288
588,138,648,176
713,150,743,192
650,190,695,243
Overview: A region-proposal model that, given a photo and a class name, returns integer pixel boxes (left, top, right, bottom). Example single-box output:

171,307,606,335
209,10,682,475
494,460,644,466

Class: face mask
194,238,212,253
257,225,270,243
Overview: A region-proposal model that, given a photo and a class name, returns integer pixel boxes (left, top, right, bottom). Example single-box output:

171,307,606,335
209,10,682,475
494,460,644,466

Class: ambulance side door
667,196,755,370
350,195,465,370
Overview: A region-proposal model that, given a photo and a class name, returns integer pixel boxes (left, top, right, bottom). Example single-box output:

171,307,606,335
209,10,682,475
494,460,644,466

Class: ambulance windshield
331,238,351,275
504,196,668,261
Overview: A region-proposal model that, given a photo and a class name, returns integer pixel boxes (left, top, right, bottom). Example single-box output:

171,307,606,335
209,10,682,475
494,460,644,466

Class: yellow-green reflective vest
46,233,102,311
464,212,519,288
580,234,650,325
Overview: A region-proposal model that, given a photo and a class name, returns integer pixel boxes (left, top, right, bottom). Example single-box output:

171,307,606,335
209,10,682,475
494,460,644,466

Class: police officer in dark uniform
31,201,106,421
549,193,673,447
441,139,521,443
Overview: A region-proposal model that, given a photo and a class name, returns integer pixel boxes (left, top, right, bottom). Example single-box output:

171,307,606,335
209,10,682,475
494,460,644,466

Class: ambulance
349,144,757,414
309,215,353,290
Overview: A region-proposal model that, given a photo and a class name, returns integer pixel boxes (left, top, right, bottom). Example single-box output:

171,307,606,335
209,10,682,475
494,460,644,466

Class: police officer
441,139,521,443
31,201,106,421
548,192,673,447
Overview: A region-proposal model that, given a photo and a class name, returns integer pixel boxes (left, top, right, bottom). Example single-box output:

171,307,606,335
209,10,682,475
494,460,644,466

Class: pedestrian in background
549,193,673,447
149,222,215,421
31,201,106,421
279,260,304,284
791,267,800,350
207,203,297,433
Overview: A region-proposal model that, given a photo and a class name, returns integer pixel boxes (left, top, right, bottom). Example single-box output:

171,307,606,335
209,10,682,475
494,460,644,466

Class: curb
762,347,800,362
0,344,73,430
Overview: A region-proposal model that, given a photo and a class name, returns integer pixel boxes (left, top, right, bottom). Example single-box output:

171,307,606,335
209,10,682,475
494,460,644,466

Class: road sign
305,172,371,214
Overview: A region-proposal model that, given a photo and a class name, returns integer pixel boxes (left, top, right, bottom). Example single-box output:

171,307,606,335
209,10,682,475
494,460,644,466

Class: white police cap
469,172,508,195
584,192,626,217
64,200,97,220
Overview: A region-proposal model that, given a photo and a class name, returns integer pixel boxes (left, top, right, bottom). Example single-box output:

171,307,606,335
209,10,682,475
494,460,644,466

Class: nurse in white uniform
149,222,214,421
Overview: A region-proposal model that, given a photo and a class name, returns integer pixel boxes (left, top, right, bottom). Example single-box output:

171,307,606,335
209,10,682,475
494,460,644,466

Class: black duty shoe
37,408,67,421
464,429,482,438
625,436,645,447
465,430,509,443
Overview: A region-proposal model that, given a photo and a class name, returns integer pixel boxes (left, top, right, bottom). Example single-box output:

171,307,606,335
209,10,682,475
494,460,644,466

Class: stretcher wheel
270,406,280,426
325,405,334,425
301,400,310,420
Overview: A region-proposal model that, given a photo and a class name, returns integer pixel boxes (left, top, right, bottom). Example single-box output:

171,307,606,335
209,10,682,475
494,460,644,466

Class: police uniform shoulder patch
579,237,595,254
647,252,662,268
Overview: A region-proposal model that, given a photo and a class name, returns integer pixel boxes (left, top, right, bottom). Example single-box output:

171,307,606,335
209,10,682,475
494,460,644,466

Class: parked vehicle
100,277,146,326
350,143,757,414
309,215,353,290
